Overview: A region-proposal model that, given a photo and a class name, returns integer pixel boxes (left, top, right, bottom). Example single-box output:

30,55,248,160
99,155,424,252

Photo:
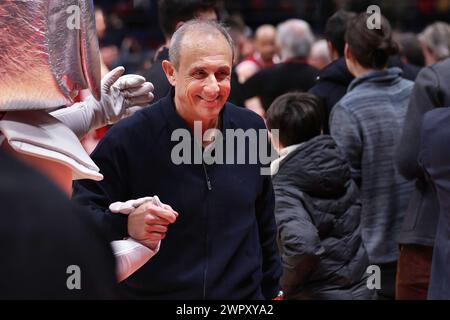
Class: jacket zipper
202,162,212,299
202,163,212,191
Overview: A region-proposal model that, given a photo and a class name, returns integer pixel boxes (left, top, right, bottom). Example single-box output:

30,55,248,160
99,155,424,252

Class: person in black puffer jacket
267,92,373,300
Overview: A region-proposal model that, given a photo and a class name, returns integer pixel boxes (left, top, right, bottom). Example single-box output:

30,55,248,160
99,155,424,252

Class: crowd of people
2,0,450,300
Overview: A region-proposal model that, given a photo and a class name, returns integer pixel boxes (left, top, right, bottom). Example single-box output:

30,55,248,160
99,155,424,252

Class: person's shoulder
432,57,450,72
402,78,415,91
288,62,318,74
225,102,266,129
414,62,440,85
143,60,163,79
0,151,57,199
424,107,450,128
102,99,166,144
333,90,358,111
0,151,117,298
0,151,94,229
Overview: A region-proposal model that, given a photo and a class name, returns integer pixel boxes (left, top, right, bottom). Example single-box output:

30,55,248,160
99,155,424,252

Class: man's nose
204,74,220,95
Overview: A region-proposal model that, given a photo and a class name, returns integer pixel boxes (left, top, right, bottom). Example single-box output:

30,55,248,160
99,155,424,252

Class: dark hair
158,0,218,38
324,10,356,57
394,32,425,67
266,92,323,147
345,12,398,69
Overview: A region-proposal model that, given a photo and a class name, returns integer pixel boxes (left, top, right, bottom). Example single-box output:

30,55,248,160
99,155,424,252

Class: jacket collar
316,58,354,85
270,143,303,176
347,67,403,92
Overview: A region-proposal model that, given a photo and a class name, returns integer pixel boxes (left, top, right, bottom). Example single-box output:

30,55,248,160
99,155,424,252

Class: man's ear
175,21,185,32
327,41,337,60
162,60,176,86
344,43,351,61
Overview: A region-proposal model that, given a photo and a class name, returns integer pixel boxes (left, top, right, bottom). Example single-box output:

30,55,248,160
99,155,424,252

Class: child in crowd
267,92,373,299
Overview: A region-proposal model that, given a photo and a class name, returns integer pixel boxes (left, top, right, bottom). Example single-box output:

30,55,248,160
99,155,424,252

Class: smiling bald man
73,20,281,300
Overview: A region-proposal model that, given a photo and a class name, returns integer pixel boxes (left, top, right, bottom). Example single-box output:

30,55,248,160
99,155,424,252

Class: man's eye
217,71,230,78
193,70,206,77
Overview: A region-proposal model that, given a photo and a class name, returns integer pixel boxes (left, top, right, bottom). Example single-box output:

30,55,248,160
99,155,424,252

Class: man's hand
128,201,178,247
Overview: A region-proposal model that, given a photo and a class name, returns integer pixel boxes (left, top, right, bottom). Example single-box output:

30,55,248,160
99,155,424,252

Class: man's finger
144,232,166,241
145,224,168,233
145,205,178,224
162,204,179,217
144,214,171,226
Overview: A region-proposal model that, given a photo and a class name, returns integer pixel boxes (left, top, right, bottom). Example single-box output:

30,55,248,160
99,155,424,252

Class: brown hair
345,12,398,69
266,92,323,147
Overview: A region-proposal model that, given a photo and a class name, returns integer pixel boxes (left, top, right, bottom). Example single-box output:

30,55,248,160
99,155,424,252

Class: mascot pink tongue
0,0,162,282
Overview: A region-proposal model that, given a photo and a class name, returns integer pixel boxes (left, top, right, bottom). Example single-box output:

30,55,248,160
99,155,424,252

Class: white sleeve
111,239,160,282
108,196,163,282
50,99,98,140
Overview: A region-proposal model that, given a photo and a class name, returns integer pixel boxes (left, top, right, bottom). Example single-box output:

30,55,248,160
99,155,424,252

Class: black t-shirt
242,61,318,111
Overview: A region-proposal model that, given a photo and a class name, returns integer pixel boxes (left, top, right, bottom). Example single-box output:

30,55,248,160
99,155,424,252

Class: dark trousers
396,244,433,300
374,262,397,300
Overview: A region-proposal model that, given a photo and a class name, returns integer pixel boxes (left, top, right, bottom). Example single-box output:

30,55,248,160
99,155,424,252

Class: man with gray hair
73,20,282,299
242,19,318,112
142,0,218,103
418,22,450,66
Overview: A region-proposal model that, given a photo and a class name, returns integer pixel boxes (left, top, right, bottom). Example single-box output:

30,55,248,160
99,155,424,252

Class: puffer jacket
272,135,372,300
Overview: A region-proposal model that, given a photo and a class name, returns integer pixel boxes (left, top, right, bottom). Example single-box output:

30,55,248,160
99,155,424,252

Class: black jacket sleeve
273,187,324,295
396,66,442,180
72,130,130,242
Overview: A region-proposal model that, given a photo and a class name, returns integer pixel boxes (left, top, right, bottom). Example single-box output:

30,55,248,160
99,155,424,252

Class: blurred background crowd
93,0,450,75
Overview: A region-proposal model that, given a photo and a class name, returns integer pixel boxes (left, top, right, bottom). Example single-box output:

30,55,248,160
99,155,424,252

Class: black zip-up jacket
73,92,281,299
309,58,354,133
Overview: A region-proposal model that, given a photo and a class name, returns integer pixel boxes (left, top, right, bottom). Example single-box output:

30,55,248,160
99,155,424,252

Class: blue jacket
72,93,282,300
330,68,414,264
420,108,450,300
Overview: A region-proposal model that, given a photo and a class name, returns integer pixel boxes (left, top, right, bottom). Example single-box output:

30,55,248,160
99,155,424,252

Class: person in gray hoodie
267,92,372,300
329,13,414,299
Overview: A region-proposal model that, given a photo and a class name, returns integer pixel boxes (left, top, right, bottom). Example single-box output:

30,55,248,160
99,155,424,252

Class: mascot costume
0,0,174,283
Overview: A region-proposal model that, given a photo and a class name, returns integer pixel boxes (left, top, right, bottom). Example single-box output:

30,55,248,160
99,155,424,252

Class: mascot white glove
110,196,166,282
51,66,154,138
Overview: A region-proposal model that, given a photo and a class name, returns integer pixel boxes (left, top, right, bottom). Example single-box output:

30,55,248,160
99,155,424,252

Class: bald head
255,24,276,41
254,24,277,63
169,20,234,70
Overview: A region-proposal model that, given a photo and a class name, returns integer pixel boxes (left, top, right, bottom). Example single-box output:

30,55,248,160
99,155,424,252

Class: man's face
164,33,233,127
256,33,276,62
